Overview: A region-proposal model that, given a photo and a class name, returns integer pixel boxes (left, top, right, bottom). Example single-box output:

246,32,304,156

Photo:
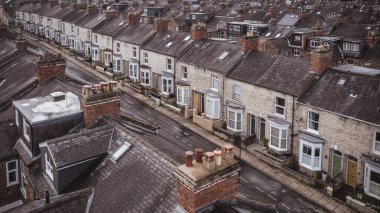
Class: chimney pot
213,150,222,166
203,152,216,170
195,148,203,163
185,151,193,167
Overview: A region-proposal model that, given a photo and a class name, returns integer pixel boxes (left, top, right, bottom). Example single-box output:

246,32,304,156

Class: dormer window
310,40,318,47
295,35,301,41
343,42,359,52
45,153,54,180
23,118,30,142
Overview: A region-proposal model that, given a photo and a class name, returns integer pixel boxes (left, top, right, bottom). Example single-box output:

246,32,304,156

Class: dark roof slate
115,23,155,45
298,69,380,125
227,51,314,96
76,13,105,29
92,18,128,37
178,39,243,74
332,23,371,39
61,10,87,24
45,125,113,168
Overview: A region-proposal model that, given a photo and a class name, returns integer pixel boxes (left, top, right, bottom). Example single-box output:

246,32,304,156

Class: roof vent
51,92,65,102
111,142,132,161
349,87,357,97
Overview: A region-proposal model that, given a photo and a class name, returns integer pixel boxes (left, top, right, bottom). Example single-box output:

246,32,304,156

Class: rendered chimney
195,148,203,163
191,22,207,42
16,35,27,54
153,18,168,33
223,144,234,161
80,81,121,127
310,45,332,76
35,53,65,85
185,151,193,167
174,146,241,213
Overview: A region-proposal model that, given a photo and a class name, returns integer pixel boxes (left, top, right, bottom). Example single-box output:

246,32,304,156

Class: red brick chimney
127,12,140,25
367,28,380,46
174,145,240,213
16,35,27,53
87,5,98,15
191,22,208,42
238,33,258,54
153,18,168,33
105,10,119,19
80,81,121,127
310,45,332,76
35,53,65,84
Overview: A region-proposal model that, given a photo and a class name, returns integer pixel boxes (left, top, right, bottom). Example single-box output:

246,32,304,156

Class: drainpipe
291,96,295,155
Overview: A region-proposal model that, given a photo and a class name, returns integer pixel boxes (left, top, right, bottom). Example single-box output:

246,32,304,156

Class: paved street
21,34,337,212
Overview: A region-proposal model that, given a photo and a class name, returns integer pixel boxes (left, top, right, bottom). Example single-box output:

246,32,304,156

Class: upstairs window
295,35,301,41
144,52,149,64
45,153,54,180
23,118,30,142
132,47,137,58
374,132,380,154
307,111,319,134
166,58,172,71
71,25,74,33
6,160,19,186
232,84,241,101
116,42,120,53
343,42,360,52
87,30,91,40
211,74,218,90
275,97,285,116
94,35,98,44
310,40,318,47
181,66,187,80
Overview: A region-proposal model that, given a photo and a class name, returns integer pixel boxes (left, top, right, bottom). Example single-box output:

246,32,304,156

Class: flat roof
334,64,380,76
13,92,82,124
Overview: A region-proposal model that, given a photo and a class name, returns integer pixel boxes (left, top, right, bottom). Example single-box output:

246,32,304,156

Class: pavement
20,32,355,213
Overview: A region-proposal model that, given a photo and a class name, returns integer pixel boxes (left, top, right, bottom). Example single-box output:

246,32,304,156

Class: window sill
299,163,321,171
306,129,319,136
273,113,286,119
7,181,19,187
176,102,189,106
268,144,287,152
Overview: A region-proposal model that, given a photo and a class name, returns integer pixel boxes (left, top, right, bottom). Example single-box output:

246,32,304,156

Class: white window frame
140,69,150,86
374,132,380,155
177,86,190,105
232,84,241,101
310,40,318,47
23,118,30,142
268,121,289,151
6,160,19,186
92,47,99,61
205,96,220,119
166,58,172,72
211,74,218,90
227,108,243,132
275,97,285,117
351,43,359,52
364,162,380,199
144,52,149,64
45,153,54,181
343,42,350,51
181,65,187,80
162,77,173,94
94,34,98,44
293,48,300,56
20,160,27,197
113,56,121,73
15,109,19,126
132,47,137,58
295,35,301,41
85,43,91,56
129,63,138,80
116,42,120,53
299,139,322,171
307,111,319,135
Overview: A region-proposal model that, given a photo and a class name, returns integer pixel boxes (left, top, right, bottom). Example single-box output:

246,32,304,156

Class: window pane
376,142,380,152
281,130,287,139
376,132,380,141
8,171,16,182
314,157,320,168
8,161,16,170
276,107,284,115
276,97,285,106
281,139,286,148
315,148,320,157
271,136,279,147
370,171,380,184
271,127,279,137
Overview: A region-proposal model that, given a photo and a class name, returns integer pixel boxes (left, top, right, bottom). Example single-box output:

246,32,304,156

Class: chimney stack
222,144,234,161
239,33,258,54
127,12,140,25
72,3,82,11
105,10,119,19
367,28,380,46
16,35,27,54
191,22,207,42
185,151,193,167
153,18,168,33
174,146,240,213
35,53,65,85
195,148,203,163
80,81,120,127
267,4,276,15
87,5,98,15
0,19,7,38
310,45,332,76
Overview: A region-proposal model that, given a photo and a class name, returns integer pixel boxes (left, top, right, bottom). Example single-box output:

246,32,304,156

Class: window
129,63,138,80
15,109,19,126
85,43,91,56
299,139,322,171
192,15,196,19
162,77,173,94
76,28,79,37
132,47,137,58
227,108,243,131
87,30,91,40
23,118,30,142
92,48,99,61
62,23,65,33
364,163,380,199
6,160,19,186
177,86,189,105
211,74,218,90
351,43,359,52
113,57,121,72
218,51,229,60
295,35,301,41
269,124,288,151
310,40,318,47
275,97,285,116
144,52,148,64
166,58,172,71
181,66,187,79
206,96,220,119
260,118,266,140
107,38,111,47
232,84,241,101
20,160,27,196
307,111,319,134
45,153,53,180
374,132,380,154
116,42,120,53
343,42,350,51
140,69,150,86
293,48,300,56
71,25,74,33
94,35,98,44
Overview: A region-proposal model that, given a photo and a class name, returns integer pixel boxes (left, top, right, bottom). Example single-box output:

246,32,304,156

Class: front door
193,91,198,110
331,150,342,178
249,114,256,136
347,158,357,187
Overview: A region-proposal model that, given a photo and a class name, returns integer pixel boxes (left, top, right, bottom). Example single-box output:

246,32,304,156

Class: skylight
111,142,132,162
184,35,191,41
316,11,321,15
218,51,229,60
275,33,281,38
337,78,347,86
118,21,125,26
321,73,333,83
0,78,5,87
97,16,102,20
265,32,272,37
166,42,173,47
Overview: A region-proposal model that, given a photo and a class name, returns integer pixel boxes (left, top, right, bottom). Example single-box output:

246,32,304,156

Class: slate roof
227,51,314,96
45,125,113,168
206,16,234,32
0,38,16,59
142,30,193,57
178,38,243,74
92,18,128,37
61,10,87,24
76,13,105,29
77,125,177,213
298,69,380,125
0,122,18,159
115,23,155,45
332,23,371,39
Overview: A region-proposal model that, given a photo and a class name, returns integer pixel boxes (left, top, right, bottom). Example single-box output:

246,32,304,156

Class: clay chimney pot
185,151,193,167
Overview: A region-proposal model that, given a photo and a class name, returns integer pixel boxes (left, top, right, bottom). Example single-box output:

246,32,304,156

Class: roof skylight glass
337,78,347,86
265,32,272,37
111,142,132,161
184,35,191,41
165,42,173,47
218,51,229,60
275,33,281,38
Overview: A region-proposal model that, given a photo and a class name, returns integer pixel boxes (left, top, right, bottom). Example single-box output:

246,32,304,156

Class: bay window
227,108,243,132
92,47,99,61
364,162,380,199
206,96,220,119
162,77,173,94
269,124,288,151
299,139,322,171
177,86,189,105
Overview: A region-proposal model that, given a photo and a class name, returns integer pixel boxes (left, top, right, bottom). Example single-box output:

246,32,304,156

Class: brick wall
310,48,332,76
191,23,208,41
177,173,238,213
81,99,120,127
35,53,65,84
0,156,21,207
238,36,258,54
153,18,168,33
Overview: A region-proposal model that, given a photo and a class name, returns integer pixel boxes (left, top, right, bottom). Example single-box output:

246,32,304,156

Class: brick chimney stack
80,81,121,127
87,5,98,15
127,12,140,25
174,145,240,213
310,45,332,76
239,32,258,54
0,19,7,38
72,3,82,11
191,22,207,42
367,28,380,46
16,35,27,53
35,53,65,84
153,18,168,33
105,10,119,19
